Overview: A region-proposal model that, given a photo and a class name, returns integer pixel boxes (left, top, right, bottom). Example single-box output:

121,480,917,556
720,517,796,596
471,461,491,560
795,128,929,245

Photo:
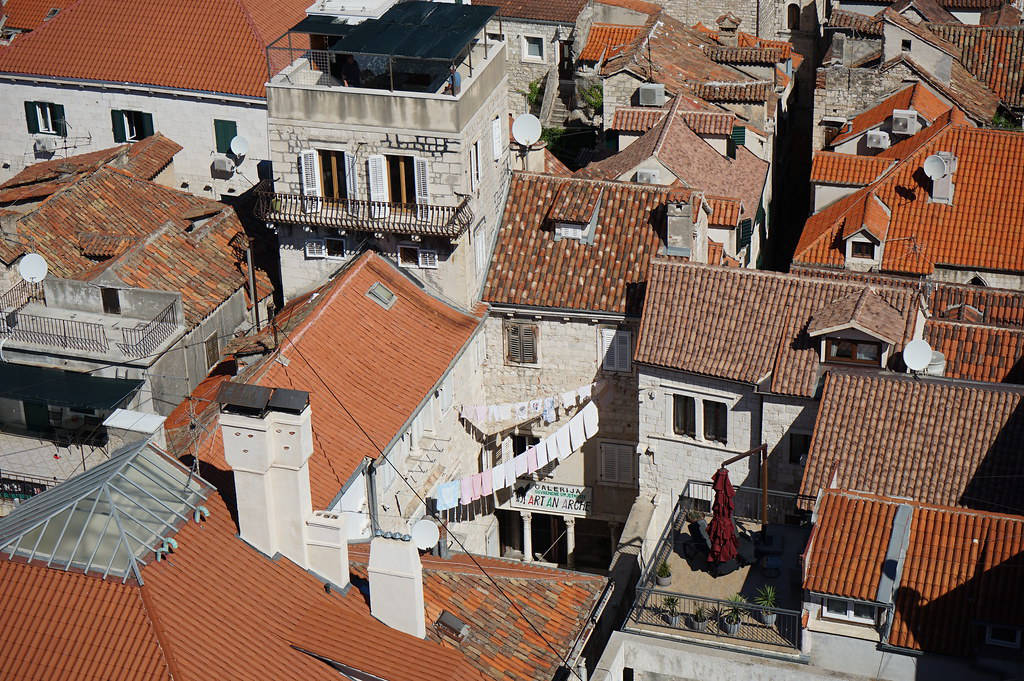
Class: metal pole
245,243,260,331
389,58,394,91
761,444,768,528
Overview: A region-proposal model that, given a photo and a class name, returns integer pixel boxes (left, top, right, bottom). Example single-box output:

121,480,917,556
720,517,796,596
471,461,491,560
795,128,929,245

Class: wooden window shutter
298,150,322,212
491,117,502,162
614,330,631,372
619,446,634,483
521,324,537,363
25,102,39,134
414,157,430,220
507,323,522,363
140,112,155,139
367,155,389,217
52,104,66,137
214,119,237,154
111,110,126,143
600,444,619,482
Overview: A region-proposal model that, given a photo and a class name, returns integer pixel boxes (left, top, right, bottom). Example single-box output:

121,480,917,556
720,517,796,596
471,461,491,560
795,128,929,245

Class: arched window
787,3,800,30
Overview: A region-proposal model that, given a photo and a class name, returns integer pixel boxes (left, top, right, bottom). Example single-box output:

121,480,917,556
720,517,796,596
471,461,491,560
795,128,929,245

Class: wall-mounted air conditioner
638,83,665,107
33,136,56,153
891,108,920,136
212,156,235,175
866,130,891,149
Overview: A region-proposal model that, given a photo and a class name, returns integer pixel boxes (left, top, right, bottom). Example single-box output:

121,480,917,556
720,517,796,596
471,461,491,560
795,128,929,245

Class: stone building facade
811,62,909,150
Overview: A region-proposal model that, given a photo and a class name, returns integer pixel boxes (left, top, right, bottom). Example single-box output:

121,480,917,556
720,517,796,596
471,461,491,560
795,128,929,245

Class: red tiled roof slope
924,319,1024,383
0,0,311,97
0,0,71,30
580,23,645,61
810,152,894,186
925,23,1024,107
800,372,1024,513
829,82,955,147
609,107,667,133
634,262,919,397
476,0,585,22
826,9,883,35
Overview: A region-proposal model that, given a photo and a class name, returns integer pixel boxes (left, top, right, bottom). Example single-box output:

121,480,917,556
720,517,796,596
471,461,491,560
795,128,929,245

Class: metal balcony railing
0,280,45,312
254,181,474,238
0,311,107,352
118,302,179,358
0,469,56,500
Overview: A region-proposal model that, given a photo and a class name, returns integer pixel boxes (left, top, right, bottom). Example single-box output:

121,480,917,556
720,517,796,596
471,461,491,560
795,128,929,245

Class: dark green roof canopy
291,14,355,37
0,362,142,410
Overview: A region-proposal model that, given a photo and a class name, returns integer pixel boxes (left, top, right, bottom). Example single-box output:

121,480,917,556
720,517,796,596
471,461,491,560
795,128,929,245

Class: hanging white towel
514,402,528,419
498,404,513,420
491,461,506,490
535,439,550,466
488,405,500,422
560,390,577,410
513,452,529,476
436,481,460,511
529,398,542,414
555,424,572,459
569,412,586,451
577,383,593,402
542,397,556,423
582,400,600,438
475,405,487,422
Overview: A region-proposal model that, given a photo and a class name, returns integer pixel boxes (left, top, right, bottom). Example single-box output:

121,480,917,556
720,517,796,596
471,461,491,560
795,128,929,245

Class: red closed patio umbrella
708,467,738,565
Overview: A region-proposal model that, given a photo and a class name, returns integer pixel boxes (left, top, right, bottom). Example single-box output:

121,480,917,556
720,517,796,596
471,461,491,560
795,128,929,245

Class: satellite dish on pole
923,154,948,180
229,135,249,158
512,114,542,147
411,518,440,550
18,253,48,283
903,339,933,372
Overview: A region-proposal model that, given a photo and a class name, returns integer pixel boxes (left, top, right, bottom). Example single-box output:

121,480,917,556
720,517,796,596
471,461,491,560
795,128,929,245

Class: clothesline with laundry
434,400,600,511
459,381,597,425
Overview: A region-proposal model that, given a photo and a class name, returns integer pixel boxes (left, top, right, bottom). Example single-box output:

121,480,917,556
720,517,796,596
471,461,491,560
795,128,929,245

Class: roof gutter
488,303,631,322
565,579,616,668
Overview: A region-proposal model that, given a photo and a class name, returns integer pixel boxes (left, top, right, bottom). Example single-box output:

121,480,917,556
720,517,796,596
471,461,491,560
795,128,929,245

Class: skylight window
367,282,396,309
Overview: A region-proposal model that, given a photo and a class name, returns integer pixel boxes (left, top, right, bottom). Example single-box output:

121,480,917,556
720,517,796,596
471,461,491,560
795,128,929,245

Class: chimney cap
217,381,310,416
268,387,310,414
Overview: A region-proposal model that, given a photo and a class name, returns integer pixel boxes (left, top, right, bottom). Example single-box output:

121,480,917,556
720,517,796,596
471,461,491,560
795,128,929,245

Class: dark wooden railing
119,302,178,358
0,280,44,312
254,180,474,238
684,479,815,525
0,469,56,500
0,311,108,352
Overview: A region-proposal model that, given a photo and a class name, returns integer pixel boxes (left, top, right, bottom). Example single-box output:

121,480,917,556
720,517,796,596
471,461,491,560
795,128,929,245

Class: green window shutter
214,119,237,154
731,125,746,147
139,112,154,139
738,218,753,250
25,101,39,134
52,104,66,137
111,110,126,143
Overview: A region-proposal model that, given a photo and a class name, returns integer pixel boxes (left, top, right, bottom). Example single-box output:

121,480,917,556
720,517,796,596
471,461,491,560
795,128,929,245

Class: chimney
924,151,957,205
524,140,548,173
368,535,426,638
306,511,350,590
665,201,695,256
715,13,741,46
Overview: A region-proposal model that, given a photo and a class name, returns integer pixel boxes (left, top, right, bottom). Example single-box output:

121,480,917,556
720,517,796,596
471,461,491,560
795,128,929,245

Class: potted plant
754,584,778,626
655,560,672,587
685,508,703,523
720,594,746,635
690,604,711,632
663,596,681,627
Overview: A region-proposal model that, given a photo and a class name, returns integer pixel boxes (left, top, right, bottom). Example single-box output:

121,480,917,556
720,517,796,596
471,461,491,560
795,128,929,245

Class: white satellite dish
411,518,440,550
903,339,933,372
512,114,542,147
923,154,948,180
18,253,47,283
229,135,249,157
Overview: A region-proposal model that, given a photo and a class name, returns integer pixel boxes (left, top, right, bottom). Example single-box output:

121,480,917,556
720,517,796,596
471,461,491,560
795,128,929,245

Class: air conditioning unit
891,108,920,136
636,169,660,184
866,130,891,149
638,83,666,107
211,156,235,174
33,136,56,153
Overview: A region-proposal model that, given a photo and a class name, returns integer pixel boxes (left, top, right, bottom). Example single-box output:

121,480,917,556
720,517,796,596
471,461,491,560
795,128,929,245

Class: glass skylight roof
0,440,212,583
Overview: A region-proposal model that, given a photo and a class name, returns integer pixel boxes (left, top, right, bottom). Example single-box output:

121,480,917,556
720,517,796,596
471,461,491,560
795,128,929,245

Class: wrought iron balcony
254,180,473,239
0,280,45,312
0,311,108,353
118,302,178,358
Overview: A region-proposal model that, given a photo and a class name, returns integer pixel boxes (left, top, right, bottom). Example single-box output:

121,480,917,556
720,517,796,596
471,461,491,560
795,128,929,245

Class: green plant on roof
656,560,671,578
753,584,777,610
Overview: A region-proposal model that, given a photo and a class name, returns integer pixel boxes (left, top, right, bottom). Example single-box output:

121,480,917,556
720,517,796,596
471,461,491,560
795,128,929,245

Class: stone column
522,512,533,562
565,516,576,569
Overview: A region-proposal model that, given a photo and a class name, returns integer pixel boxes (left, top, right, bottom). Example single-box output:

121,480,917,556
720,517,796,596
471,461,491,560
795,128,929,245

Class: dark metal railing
254,181,474,238
0,311,107,352
0,280,44,312
684,479,816,525
118,302,178,358
0,469,56,500
632,587,803,651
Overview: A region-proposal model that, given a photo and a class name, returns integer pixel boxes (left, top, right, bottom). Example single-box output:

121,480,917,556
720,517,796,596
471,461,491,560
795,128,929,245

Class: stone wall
811,63,909,150
499,19,563,115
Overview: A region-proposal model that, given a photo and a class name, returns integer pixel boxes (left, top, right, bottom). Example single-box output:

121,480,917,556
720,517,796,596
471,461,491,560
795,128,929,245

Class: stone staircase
548,80,576,128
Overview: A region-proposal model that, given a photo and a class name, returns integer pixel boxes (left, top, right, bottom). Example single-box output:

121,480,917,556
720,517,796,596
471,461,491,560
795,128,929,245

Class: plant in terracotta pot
720,594,746,635
656,560,672,587
663,596,681,627
754,584,778,626
690,604,711,632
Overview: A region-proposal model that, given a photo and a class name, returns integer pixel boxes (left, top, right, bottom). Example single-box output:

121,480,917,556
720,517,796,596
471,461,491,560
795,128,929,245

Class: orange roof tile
593,0,661,15
0,0,70,31
879,54,1000,123
800,372,1024,513
609,107,667,133
810,152,895,186
704,195,742,226
477,0,586,22
826,9,883,35
543,148,573,177
924,319,1024,384
829,82,956,147
579,23,645,62
925,23,1024,107
679,110,735,135
796,119,1024,277
0,0,310,97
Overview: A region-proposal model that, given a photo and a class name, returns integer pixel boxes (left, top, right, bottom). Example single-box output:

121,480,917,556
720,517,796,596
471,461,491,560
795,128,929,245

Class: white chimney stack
307,511,350,590
368,535,426,638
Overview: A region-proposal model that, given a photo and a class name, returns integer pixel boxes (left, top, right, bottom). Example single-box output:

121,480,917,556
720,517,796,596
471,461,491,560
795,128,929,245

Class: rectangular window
672,395,696,438
986,626,1022,649
437,373,453,413
386,154,416,204
25,102,65,135
470,140,481,191
523,36,544,60
325,237,345,259
397,244,437,269
112,110,154,143
305,239,326,258
901,39,912,52
101,287,121,315
789,432,811,465
823,598,877,624
204,332,220,370
600,442,635,485
213,119,237,154
851,241,875,259
601,328,631,373
703,401,728,444
491,116,503,162
512,434,539,455
825,338,882,365
318,150,350,200
555,222,585,240
506,321,537,364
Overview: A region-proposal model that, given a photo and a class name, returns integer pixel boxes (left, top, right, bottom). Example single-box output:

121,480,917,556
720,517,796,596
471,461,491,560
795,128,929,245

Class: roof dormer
807,288,905,367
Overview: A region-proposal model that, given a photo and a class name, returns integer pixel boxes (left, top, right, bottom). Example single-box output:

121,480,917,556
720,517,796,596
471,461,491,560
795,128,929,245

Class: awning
0,362,142,410
291,15,355,38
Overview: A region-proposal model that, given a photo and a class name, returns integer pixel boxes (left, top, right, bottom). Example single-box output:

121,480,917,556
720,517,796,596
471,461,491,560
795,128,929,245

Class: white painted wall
0,78,268,198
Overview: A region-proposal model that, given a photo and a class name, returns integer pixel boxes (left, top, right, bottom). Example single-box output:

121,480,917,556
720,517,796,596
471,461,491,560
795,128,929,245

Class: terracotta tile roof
890,0,959,23
119,134,183,179
799,372,1024,513
634,262,919,397
593,0,661,16
924,319,1024,383
940,0,1004,7
795,119,1024,277
685,80,772,102
805,490,1024,656
879,55,1001,122
883,9,962,56
204,252,485,507
543,148,573,177
679,110,735,135
0,0,310,97
576,98,767,222
705,195,742,226
826,8,884,35
829,82,956,147
925,24,1024,107
346,545,606,681
483,172,683,315
807,287,908,343
579,23,645,62
609,106,667,133
476,0,585,22
0,0,71,31
810,152,894,186
5,166,268,325
705,45,786,64
929,283,1024,327
979,3,1023,25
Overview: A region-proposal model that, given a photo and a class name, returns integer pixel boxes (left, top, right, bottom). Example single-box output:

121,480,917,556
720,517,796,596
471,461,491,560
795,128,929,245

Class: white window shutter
344,151,359,215
418,249,438,268
601,328,616,371
367,155,389,218
414,157,430,220
299,150,321,213
491,117,502,162
474,225,488,274
304,239,326,258
470,141,480,191
501,436,513,463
